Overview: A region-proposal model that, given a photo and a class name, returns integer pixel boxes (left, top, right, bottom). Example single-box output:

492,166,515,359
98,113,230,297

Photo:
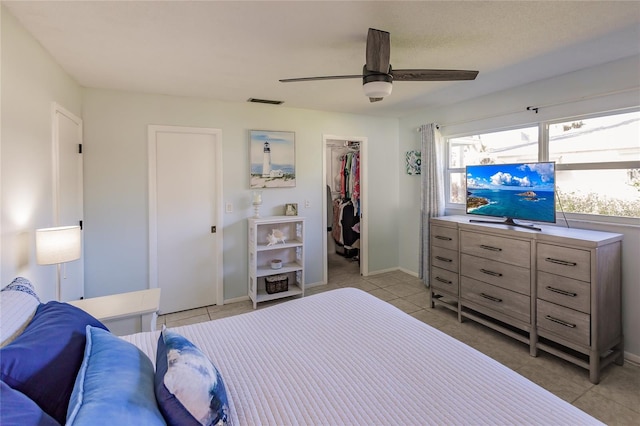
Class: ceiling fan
280,28,479,102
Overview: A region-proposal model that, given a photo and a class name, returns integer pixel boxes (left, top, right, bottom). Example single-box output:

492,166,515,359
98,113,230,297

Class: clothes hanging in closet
338,151,360,216
331,198,360,257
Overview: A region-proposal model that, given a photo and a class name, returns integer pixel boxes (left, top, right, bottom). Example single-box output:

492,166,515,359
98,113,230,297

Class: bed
1,277,601,425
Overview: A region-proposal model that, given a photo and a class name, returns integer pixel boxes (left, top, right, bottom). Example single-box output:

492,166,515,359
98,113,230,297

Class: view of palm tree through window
447,110,640,218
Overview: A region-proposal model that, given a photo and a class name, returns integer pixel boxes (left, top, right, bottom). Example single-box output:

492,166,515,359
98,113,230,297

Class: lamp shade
363,81,392,98
36,226,81,265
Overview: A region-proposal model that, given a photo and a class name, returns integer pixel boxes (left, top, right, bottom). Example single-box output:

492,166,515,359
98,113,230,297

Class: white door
53,103,84,301
148,126,223,314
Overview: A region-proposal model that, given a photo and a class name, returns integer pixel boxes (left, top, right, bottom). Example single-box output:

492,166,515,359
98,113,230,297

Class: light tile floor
158,253,640,425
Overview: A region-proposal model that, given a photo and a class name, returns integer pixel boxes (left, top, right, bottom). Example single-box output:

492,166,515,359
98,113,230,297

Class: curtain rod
417,86,639,131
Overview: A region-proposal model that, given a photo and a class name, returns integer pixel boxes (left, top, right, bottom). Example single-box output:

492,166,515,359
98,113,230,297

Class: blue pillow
0,302,108,424
66,326,166,425
0,381,59,426
155,327,231,426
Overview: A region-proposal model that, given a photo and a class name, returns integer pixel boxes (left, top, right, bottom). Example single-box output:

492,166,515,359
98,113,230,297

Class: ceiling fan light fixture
363,80,392,98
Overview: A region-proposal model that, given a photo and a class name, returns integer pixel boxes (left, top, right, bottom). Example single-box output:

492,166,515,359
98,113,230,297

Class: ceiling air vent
248,98,284,105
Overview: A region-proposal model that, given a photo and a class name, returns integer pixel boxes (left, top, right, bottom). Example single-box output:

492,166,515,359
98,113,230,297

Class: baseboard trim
367,267,400,276
398,267,419,278
223,295,250,305
624,351,640,365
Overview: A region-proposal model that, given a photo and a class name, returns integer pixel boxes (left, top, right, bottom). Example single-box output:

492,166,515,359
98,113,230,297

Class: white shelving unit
248,216,305,308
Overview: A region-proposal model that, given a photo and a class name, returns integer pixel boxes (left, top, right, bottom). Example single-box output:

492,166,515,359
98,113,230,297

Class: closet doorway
322,135,368,283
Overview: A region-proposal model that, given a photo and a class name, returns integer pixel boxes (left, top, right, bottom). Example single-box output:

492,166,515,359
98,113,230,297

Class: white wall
398,55,640,360
81,89,399,300
0,6,83,300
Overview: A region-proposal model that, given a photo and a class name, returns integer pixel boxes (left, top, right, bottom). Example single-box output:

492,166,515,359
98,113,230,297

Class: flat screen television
465,162,556,231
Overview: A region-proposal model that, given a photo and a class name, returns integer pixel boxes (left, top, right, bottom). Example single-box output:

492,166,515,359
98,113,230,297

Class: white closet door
53,104,84,301
149,126,223,314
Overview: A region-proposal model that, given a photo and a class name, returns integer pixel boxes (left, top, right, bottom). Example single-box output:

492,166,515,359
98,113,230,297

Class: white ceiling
4,0,640,117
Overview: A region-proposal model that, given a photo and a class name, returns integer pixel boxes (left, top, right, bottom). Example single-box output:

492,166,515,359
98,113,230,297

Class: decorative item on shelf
252,190,263,218
284,203,298,216
265,274,288,294
405,150,421,175
266,229,286,246
270,259,283,270
35,225,82,301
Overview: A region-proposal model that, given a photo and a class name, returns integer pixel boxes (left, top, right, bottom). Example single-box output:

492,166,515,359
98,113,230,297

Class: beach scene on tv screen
466,162,555,223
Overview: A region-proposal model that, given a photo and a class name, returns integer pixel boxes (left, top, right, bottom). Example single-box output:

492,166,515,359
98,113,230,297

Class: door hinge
78,144,83,154
211,226,216,233
79,220,83,230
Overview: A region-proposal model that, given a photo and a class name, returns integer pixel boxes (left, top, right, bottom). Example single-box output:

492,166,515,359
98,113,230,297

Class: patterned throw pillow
155,327,231,426
0,277,41,347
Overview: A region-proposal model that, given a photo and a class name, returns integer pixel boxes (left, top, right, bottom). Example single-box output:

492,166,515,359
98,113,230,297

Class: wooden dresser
429,215,623,384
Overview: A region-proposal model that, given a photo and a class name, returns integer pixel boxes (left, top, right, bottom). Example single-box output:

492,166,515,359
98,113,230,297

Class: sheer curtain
418,123,446,287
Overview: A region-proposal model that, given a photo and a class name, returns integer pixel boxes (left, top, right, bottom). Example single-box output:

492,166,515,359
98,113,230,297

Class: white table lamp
36,225,81,301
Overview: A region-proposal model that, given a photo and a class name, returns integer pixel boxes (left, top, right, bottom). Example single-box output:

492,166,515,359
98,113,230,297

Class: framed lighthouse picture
249,130,296,188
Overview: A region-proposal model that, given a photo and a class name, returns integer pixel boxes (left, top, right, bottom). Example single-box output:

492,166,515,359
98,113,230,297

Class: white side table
68,288,161,332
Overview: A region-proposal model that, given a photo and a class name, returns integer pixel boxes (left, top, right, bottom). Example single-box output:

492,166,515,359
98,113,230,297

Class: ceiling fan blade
366,28,390,74
369,97,384,103
392,69,479,81
279,75,361,83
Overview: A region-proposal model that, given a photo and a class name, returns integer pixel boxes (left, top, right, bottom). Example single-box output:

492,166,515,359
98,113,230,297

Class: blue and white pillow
1,277,40,300
0,277,41,347
155,327,231,426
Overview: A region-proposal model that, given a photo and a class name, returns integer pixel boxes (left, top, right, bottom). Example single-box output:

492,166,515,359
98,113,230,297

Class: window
448,126,538,204
446,109,640,219
549,111,640,217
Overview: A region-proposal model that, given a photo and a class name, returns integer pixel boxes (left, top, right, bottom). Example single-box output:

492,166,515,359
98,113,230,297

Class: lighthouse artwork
250,130,296,188
262,141,272,177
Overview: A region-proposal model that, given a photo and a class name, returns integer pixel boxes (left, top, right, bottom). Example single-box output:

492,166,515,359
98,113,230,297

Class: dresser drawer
537,243,590,282
461,276,530,323
431,246,459,273
460,231,530,268
431,266,459,296
537,299,590,346
430,225,458,251
537,271,590,314
461,253,530,295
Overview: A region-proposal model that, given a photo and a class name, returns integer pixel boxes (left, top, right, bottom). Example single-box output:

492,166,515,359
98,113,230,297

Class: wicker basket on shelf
265,274,288,294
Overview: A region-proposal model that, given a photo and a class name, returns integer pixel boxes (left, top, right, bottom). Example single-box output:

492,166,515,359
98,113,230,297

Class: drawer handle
480,293,502,303
544,315,576,328
480,269,503,277
435,235,453,241
435,277,453,285
480,245,502,252
435,256,453,263
545,257,577,267
546,286,577,297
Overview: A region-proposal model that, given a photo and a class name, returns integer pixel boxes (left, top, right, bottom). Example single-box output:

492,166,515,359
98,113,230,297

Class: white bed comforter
122,288,601,425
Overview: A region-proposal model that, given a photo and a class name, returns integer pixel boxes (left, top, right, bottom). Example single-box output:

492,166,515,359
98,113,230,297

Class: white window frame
444,108,640,225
